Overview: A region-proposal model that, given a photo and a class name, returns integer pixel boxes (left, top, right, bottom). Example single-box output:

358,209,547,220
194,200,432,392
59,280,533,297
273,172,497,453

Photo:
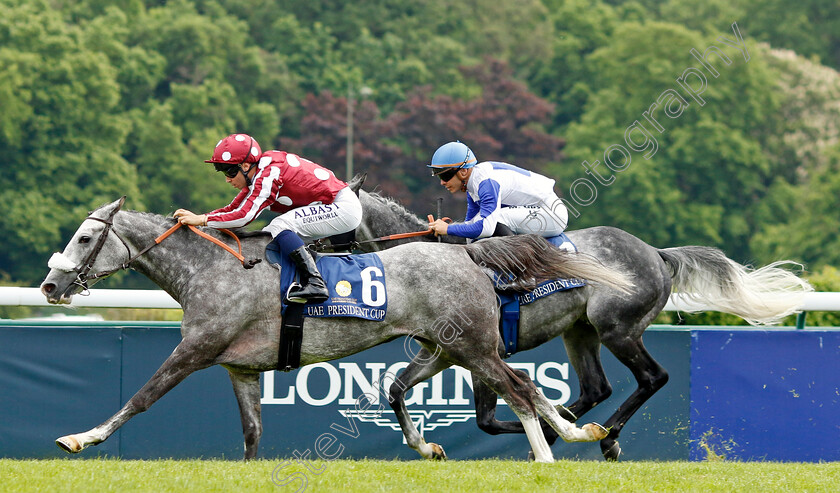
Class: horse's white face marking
47,252,76,272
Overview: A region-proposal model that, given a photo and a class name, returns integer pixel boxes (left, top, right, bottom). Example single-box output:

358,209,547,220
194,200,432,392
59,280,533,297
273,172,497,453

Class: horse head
40,197,131,304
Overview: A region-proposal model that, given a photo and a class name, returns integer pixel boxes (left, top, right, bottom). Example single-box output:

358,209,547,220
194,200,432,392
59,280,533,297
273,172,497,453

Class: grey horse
355,183,813,461
39,197,634,462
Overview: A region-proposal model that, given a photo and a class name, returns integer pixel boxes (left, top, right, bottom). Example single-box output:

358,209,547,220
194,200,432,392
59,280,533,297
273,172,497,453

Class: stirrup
285,282,307,304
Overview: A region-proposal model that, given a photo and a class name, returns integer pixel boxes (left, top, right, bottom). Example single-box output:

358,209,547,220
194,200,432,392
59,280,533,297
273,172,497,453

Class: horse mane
363,190,427,229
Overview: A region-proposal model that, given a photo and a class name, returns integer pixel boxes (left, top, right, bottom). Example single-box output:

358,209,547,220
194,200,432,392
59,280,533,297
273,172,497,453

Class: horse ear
108,196,126,212
89,196,127,218
348,173,367,194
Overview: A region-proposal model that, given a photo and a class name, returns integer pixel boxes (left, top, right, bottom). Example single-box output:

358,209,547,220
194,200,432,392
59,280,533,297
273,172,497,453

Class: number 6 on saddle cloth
265,245,388,371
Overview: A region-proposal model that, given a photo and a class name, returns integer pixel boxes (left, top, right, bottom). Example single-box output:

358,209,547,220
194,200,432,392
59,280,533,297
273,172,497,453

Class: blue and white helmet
427,141,477,176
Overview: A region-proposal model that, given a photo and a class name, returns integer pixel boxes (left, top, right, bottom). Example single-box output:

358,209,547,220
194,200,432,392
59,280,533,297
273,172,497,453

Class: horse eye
79,236,91,244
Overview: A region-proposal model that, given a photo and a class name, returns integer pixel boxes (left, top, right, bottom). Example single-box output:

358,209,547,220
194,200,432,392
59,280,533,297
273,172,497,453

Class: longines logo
339,409,477,441
261,361,572,436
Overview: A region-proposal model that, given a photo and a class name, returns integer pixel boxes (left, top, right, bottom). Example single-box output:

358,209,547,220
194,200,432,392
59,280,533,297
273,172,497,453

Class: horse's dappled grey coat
40,197,631,461
355,183,812,461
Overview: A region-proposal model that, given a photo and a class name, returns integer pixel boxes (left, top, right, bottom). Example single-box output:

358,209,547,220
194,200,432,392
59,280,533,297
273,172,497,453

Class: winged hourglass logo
338,409,476,442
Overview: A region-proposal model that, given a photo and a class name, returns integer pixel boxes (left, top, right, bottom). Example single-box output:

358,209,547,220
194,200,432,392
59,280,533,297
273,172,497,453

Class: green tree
0,0,138,283
750,49,840,268
548,22,781,261
752,144,840,269
527,0,621,127
736,0,840,70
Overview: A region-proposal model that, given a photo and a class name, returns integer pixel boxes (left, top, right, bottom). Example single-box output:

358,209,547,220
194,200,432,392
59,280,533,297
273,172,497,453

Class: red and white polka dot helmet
204,134,262,165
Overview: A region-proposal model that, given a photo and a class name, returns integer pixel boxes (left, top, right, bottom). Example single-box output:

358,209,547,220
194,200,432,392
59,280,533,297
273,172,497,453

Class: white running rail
2,287,840,312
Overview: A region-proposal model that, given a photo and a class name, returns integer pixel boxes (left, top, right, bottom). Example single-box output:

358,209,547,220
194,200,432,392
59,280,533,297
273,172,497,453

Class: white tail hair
659,246,813,325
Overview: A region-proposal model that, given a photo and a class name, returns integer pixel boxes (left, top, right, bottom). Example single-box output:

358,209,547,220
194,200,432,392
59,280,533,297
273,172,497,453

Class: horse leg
387,348,451,460
503,365,608,446
473,376,530,435
474,370,567,462
473,371,562,446
474,324,611,448
470,357,606,463
470,361,553,462
597,336,669,461
227,369,262,460
550,322,614,430
55,338,219,454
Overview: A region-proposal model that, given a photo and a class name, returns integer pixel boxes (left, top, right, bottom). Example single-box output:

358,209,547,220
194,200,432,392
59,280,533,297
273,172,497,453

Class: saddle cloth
496,233,586,356
491,233,587,298
275,251,388,322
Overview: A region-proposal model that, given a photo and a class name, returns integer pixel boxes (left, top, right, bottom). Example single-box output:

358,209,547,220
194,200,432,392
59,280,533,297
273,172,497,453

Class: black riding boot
287,246,330,304
492,222,515,237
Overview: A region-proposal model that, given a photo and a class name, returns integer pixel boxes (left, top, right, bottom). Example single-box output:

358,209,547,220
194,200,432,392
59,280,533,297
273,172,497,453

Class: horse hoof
601,439,622,461
56,435,82,453
430,443,447,460
582,422,609,441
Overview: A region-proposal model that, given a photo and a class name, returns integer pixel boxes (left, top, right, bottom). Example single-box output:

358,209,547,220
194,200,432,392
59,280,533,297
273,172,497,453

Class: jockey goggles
434,167,460,182
214,163,241,178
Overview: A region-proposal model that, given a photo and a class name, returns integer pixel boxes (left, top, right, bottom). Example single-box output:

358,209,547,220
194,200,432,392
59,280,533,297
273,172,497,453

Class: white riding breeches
262,187,363,240
497,196,568,237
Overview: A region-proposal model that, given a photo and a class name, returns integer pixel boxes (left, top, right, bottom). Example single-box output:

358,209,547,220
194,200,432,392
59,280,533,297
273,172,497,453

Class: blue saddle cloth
269,249,388,322
497,233,586,356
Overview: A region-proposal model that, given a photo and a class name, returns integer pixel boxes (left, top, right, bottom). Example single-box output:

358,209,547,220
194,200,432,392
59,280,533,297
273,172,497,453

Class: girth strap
278,304,305,372
498,292,520,358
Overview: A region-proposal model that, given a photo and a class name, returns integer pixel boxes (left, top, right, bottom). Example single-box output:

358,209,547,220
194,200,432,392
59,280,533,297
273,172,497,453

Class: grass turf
2,458,839,492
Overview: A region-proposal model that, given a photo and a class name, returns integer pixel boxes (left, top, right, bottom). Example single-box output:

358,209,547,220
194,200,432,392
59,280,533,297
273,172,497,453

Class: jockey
174,133,362,304
427,141,568,240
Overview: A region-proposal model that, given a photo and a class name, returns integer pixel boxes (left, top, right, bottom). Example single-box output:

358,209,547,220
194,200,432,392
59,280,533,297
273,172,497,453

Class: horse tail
657,246,813,325
463,235,633,294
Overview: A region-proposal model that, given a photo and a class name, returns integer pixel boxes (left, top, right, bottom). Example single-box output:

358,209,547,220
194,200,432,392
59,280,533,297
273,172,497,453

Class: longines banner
1,323,838,461
257,330,690,461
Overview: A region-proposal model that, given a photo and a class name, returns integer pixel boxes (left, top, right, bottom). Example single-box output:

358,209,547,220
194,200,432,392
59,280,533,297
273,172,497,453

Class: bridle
70,203,133,291
68,202,260,292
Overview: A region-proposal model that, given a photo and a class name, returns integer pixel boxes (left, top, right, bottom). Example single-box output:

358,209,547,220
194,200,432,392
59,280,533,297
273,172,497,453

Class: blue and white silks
447,161,567,239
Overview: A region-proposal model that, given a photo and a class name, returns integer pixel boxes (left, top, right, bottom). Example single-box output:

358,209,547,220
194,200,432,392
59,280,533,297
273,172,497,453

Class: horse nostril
41,283,56,295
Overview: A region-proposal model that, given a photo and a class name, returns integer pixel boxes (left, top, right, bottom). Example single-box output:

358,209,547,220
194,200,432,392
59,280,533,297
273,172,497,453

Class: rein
314,215,449,252
72,209,260,291
317,228,434,252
